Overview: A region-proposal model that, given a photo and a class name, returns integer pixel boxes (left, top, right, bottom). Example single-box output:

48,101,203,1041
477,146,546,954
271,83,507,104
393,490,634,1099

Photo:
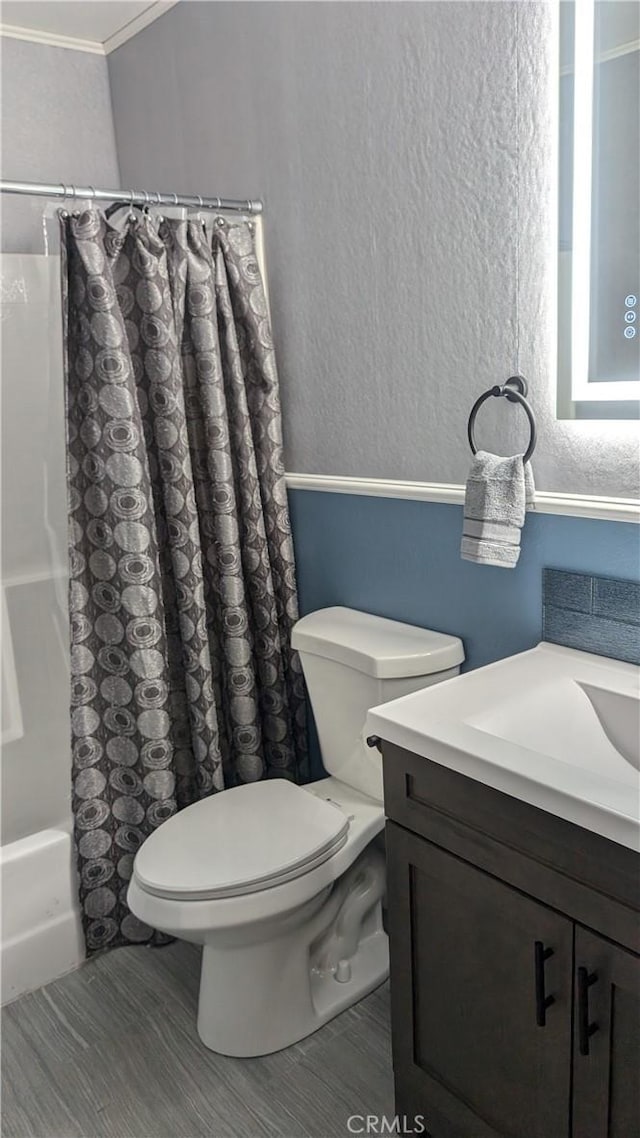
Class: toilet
128,607,464,1056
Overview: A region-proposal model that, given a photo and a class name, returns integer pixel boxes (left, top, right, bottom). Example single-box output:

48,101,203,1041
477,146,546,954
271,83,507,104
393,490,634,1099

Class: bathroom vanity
368,644,640,1138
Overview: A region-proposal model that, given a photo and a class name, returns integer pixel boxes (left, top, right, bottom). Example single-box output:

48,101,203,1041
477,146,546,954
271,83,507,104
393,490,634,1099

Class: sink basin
367,642,640,850
578,681,639,772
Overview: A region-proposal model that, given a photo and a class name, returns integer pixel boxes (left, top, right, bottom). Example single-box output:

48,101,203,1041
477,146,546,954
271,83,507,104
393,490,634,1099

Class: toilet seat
129,778,385,938
134,779,350,902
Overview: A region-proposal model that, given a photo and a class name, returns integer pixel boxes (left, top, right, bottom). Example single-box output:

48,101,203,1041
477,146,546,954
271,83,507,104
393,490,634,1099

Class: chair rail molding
285,473,640,524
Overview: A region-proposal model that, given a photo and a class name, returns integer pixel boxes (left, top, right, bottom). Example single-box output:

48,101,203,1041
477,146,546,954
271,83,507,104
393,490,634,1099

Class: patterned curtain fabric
60,209,307,953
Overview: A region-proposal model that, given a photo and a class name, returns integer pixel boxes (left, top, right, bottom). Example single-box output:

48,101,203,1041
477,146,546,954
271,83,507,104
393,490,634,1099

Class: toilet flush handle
366,736,382,753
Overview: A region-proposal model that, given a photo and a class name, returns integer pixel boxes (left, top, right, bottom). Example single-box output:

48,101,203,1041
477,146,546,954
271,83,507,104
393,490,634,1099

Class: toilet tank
292,607,464,803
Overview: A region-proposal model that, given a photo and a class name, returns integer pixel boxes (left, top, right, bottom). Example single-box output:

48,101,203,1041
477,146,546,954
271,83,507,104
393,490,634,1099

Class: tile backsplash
543,569,640,665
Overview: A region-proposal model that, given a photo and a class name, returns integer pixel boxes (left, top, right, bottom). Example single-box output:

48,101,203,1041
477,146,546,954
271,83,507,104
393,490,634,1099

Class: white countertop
367,642,640,851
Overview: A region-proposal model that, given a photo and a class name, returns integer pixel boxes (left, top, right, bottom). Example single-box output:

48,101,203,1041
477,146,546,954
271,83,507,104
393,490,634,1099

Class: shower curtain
60,209,307,952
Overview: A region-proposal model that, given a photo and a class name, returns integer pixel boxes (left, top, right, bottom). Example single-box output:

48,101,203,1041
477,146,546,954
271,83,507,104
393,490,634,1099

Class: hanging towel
460,451,535,568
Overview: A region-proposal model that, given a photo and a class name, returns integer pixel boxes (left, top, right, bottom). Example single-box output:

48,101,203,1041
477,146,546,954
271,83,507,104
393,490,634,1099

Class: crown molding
104,2,178,54
0,24,104,54
285,473,640,524
0,2,178,56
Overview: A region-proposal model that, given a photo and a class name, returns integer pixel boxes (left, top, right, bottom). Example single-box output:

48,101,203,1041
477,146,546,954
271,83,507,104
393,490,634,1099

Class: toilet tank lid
292,607,464,679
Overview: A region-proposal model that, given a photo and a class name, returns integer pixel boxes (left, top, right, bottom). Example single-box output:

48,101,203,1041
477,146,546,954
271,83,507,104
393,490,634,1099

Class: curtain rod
0,179,263,215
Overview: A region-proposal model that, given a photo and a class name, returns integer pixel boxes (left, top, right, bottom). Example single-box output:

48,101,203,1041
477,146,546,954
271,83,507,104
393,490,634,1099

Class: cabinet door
386,822,573,1138
572,926,640,1138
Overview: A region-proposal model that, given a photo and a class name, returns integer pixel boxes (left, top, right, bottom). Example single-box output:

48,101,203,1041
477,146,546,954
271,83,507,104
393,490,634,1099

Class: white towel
461,451,535,568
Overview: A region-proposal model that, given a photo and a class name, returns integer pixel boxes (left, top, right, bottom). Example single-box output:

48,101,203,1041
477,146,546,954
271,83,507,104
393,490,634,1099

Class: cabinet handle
577,966,599,1056
534,941,555,1026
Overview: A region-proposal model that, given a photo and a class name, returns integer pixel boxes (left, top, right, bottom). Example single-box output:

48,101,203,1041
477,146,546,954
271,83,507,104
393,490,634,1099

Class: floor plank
1,943,393,1138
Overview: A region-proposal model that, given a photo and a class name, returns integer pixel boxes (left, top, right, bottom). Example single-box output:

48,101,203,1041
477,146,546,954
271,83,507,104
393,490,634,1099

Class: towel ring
467,375,537,463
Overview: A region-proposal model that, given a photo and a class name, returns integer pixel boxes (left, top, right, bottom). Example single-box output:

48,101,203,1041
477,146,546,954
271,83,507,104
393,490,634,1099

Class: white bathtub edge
1,912,85,1005
1,828,85,1004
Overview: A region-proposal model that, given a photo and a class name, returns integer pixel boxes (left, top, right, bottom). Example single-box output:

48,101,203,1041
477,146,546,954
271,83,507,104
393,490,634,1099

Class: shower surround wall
1,32,119,835
1,257,87,1002
0,35,119,1000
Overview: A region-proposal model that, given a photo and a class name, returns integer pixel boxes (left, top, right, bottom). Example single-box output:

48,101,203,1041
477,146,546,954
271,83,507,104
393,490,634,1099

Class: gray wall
1,37,120,253
105,1,635,498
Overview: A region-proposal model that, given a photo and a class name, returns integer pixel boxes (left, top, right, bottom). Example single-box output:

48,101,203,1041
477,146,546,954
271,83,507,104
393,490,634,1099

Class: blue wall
289,490,640,673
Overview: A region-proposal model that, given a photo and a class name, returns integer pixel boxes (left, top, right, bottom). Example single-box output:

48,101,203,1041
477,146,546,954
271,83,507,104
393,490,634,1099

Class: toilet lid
133,779,350,901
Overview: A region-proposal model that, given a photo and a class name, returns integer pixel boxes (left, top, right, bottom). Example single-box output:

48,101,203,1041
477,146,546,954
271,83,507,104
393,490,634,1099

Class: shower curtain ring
172,192,178,206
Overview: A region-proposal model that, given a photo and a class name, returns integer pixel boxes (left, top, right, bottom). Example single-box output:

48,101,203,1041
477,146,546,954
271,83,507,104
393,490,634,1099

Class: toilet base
197,927,388,1057
196,847,389,1056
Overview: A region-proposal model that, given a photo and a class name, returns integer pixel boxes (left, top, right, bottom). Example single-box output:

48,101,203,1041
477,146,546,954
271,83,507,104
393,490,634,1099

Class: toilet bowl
129,607,464,1056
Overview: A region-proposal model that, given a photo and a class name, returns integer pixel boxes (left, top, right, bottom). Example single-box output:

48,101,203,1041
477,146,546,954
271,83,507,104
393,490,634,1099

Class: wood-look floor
1,941,393,1138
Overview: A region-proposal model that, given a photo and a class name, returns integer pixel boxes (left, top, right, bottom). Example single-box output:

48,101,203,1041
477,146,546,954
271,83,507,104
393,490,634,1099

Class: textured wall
107,0,639,499
0,37,120,253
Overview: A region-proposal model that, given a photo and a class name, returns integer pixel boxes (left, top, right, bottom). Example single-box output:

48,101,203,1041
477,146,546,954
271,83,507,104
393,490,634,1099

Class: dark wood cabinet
387,823,573,1138
572,927,640,1138
383,743,640,1138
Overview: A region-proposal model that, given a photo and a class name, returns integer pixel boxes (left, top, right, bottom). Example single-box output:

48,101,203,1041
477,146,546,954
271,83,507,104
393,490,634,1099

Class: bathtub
1,828,84,1004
